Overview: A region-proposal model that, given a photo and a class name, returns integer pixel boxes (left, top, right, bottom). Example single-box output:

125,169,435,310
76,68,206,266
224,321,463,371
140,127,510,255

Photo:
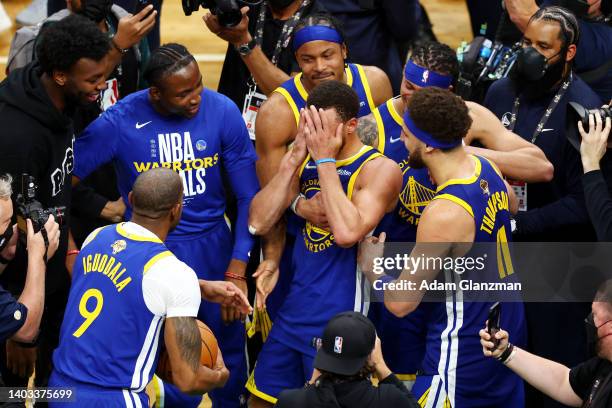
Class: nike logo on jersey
305,163,317,170
390,136,402,143
541,128,554,132
135,121,152,129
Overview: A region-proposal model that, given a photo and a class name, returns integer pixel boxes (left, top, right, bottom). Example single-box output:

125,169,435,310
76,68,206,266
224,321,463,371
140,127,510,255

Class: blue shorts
164,222,247,408
246,335,314,404
48,370,149,408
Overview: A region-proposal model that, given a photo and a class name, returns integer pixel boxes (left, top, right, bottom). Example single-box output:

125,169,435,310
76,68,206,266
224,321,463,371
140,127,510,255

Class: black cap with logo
313,311,376,376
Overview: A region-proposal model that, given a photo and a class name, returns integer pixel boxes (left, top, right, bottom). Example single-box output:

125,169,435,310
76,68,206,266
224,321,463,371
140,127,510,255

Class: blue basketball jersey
73,89,257,238
274,63,377,126
272,146,381,356
372,98,436,242
417,155,526,407
53,223,171,392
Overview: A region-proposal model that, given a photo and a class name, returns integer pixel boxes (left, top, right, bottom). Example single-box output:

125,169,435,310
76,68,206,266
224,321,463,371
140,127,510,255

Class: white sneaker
15,0,47,26
0,2,12,33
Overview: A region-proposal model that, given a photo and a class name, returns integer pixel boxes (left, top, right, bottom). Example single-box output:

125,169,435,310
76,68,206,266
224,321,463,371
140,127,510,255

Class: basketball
156,320,218,383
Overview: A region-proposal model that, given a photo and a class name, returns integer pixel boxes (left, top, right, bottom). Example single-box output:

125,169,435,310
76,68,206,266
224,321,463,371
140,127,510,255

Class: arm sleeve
569,357,601,400
0,285,27,341
582,170,612,241
71,182,109,219
73,109,120,180
221,99,259,262
514,142,590,234
143,256,201,317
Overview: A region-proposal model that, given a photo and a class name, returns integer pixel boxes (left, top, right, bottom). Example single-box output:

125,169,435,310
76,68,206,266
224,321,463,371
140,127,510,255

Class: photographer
579,110,612,241
0,175,60,344
505,0,612,102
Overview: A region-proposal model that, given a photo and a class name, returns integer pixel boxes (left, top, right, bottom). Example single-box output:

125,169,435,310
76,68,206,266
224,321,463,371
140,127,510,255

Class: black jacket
0,62,73,295
275,374,419,408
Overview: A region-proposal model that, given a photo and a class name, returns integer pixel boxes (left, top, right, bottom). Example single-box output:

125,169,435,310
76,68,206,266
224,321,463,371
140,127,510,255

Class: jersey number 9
72,288,104,338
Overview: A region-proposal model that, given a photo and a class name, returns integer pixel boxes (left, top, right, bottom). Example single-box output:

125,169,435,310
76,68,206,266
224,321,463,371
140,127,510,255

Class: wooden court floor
0,0,472,88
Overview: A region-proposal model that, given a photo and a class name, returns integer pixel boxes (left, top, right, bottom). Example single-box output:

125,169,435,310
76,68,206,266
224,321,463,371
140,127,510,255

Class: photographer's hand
203,6,251,46
27,216,60,262
579,112,611,173
479,325,509,359
0,224,18,261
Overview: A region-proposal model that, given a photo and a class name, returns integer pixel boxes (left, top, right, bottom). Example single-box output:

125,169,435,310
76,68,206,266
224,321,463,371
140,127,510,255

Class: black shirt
275,374,418,408
217,1,326,109
582,152,612,241
570,357,612,407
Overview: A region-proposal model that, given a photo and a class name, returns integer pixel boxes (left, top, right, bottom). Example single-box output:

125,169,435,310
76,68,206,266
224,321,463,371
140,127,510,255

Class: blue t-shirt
74,89,257,239
0,285,27,341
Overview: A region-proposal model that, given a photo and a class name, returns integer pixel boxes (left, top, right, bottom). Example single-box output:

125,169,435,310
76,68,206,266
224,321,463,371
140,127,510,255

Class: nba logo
422,70,429,84
334,336,343,354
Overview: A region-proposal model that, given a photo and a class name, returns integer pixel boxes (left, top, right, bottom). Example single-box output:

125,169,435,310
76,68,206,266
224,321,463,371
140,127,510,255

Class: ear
53,70,67,87
424,145,435,154
565,44,577,62
149,86,161,102
345,117,358,135
341,43,348,60
170,201,182,222
127,191,134,208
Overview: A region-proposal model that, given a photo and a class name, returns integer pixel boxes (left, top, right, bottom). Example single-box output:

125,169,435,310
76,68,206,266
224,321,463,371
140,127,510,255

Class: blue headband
403,110,462,149
404,60,453,89
293,25,343,52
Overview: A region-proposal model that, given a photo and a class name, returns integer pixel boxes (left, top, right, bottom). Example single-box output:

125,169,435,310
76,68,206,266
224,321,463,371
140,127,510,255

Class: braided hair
143,43,197,88
528,6,580,48
410,41,460,81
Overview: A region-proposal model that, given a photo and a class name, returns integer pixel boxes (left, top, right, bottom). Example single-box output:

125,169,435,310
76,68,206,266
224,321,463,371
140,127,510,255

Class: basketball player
247,80,402,407
361,87,527,407
363,41,552,388
72,44,259,408
49,168,252,407
252,13,394,329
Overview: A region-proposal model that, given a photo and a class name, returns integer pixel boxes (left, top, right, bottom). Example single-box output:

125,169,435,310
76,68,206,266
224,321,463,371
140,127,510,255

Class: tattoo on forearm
173,317,201,372
357,116,379,147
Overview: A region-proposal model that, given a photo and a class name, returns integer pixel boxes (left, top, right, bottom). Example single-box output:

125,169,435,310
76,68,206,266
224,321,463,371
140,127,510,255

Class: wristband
225,272,247,282
290,193,305,215
111,37,129,54
315,158,336,166
497,342,514,364
67,250,80,256
503,345,517,365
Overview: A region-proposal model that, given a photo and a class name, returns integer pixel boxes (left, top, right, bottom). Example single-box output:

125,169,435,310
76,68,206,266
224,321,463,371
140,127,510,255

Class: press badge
508,180,527,212
242,87,267,141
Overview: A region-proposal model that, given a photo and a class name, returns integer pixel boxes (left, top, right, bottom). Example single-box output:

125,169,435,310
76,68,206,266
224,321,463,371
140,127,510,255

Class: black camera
15,175,65,235
182,0,261,27
566,102,612,150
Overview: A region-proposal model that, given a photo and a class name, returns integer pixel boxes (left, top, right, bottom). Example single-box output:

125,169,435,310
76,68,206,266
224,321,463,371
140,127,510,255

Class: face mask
585,313,612,356
0,224,13,252
268,0,295,10
77,0,112,23
510,47,567,99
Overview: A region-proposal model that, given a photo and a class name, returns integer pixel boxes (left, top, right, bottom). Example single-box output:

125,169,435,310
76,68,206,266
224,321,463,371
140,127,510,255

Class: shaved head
131,168,183,219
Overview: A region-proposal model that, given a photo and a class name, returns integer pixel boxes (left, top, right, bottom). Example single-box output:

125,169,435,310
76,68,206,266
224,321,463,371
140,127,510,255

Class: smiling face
150,61,203,119
59,56,108,106
295,41,347,91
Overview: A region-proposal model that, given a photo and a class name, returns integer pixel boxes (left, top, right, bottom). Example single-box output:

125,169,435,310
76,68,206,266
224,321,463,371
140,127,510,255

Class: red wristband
67,250,80,256
225,272,247,281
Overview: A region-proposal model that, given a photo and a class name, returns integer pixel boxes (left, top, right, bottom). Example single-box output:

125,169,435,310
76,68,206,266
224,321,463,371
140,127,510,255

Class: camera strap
508,73,572,144
40,226,48,264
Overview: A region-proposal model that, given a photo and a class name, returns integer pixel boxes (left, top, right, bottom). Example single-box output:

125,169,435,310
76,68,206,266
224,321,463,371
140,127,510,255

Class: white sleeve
142,255,201,318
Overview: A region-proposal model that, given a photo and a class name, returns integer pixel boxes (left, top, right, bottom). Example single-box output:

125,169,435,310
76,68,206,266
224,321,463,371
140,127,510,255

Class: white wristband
290,193,305,215
502,347,517,365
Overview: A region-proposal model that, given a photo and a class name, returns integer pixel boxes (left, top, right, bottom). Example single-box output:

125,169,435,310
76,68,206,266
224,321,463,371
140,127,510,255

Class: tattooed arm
164,316,229,394
356,115,379,147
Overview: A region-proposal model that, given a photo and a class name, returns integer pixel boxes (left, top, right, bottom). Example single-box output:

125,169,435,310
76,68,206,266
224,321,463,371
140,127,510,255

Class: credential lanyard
508,73,572,144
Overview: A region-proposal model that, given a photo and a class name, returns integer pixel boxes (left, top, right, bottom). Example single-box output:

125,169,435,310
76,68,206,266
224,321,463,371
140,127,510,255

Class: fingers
379,232,386,243
133,4,154,20
26,219,34,238
589,113,594,134
604,117,612,137
596,111,603,133
309,106,323,133
221,305,230,324
578,120,586,138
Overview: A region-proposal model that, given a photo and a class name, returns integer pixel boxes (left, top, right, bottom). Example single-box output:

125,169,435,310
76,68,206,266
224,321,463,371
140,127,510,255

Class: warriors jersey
415,155,526,408
74,89,257,238
272,146,381,355
274,63,377,125
52,223,195,393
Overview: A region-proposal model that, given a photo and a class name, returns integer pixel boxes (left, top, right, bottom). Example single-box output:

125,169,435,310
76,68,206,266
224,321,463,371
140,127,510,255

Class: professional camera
566,102,612,150
456,36,520,103
15,175,65,235
182,0,261,27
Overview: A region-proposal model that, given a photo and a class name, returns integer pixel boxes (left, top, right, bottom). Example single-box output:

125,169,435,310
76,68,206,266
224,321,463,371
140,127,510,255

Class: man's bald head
131,168,183,219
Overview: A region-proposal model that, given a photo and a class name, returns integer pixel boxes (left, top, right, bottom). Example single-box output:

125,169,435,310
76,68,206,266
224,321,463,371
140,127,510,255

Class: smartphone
487,302,501,350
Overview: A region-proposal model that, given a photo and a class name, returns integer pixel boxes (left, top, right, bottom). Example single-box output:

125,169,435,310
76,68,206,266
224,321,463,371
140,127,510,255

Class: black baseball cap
313,311,376,376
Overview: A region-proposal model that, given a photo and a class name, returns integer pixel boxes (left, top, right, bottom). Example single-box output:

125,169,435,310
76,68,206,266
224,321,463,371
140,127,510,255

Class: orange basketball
156,320,219,383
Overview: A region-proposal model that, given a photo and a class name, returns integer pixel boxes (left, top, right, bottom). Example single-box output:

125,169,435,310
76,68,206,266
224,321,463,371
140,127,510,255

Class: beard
509,59,567,101
407,147,426,169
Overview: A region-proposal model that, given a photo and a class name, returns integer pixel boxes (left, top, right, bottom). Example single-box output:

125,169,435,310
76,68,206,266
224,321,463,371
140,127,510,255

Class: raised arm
464,102,554,183
163,316,229,394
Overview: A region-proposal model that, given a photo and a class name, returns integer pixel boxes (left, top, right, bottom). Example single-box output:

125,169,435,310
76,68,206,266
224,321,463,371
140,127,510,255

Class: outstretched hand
199,280,252,315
